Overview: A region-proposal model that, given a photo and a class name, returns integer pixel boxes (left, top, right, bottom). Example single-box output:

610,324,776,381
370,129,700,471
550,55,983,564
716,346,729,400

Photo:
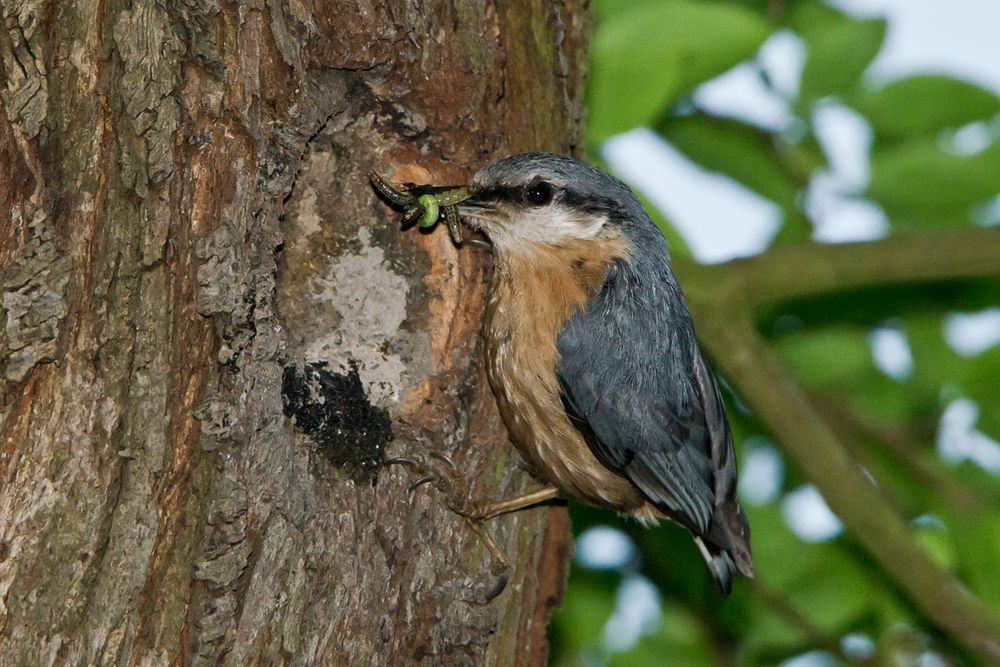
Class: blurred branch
679,227,1000,310
811,391,983,512
679,228,1000,662
767,0,786,22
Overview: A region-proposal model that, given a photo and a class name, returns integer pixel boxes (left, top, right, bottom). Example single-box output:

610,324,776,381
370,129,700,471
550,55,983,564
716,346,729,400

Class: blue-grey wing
556,263,735,535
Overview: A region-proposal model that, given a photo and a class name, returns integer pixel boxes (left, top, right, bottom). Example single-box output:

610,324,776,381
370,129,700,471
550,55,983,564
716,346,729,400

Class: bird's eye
524,181,553,207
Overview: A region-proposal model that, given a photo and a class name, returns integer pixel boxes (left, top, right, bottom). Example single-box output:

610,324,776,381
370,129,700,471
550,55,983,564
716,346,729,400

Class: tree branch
811,390,983,513
678,227,1000,309
749,579,849,662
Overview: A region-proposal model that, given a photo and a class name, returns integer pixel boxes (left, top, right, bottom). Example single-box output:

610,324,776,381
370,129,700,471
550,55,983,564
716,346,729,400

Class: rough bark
0,1,589,665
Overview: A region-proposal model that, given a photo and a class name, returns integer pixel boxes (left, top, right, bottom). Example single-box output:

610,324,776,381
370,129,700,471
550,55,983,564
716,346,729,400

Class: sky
586,2,1000,660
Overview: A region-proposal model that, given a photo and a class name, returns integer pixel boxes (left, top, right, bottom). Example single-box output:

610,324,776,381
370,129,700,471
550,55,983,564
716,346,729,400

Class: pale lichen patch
304,229,409,403
295,186,322,237
288,152,330,250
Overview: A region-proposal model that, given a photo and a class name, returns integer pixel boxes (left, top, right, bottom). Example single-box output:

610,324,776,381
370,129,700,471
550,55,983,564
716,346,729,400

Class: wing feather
556,260,735,538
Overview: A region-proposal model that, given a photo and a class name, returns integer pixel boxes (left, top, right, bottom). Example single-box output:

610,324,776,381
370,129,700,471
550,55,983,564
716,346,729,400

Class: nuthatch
377,153,753,595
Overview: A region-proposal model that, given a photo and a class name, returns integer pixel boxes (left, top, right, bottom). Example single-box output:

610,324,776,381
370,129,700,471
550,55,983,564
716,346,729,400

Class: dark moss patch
281,362,392,484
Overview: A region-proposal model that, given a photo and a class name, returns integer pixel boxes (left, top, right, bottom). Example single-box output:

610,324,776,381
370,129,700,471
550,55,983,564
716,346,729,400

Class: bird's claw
385,452,486,519
385,456,420,467
429,451,457,469
385,457,439,492
407,475,438,492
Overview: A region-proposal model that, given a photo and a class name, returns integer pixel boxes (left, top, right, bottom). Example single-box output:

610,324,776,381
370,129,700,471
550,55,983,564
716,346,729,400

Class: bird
379,153,753,595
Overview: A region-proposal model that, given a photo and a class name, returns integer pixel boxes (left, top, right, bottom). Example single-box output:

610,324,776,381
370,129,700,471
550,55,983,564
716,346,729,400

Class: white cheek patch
491,205,608,249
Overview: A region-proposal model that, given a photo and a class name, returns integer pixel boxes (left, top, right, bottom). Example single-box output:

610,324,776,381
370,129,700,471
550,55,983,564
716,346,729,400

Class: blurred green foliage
550,1,1000,665
588,0,772,141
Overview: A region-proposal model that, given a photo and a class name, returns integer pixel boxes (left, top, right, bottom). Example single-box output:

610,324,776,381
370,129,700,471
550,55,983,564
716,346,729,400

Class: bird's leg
462,517,509,574
388,454,560,520
459,486,562,520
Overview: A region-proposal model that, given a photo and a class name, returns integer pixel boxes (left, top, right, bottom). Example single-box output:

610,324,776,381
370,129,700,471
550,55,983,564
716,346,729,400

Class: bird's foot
388,454,562,519
386,453,488,519
385,454,511,579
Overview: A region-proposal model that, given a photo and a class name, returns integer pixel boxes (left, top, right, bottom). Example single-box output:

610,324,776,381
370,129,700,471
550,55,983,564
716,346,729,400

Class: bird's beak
454,190,495,212
425,185,493,223
454,192,498,234
456,197,492,211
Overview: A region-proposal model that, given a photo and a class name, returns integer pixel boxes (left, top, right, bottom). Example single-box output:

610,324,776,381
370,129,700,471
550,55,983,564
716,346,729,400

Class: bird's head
440,153,652,256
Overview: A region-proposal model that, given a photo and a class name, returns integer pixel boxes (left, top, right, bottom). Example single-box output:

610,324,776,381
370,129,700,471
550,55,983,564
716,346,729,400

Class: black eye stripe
473,182,618,217
474,182,555,206
471,185,520,202
559,189,619,217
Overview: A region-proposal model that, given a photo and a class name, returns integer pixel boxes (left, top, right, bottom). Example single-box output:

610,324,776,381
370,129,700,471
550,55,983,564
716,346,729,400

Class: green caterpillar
370,171,472,246
416,194,440,228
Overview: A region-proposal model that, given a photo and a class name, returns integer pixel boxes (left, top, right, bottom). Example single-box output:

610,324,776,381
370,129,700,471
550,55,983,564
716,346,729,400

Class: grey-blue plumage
556,265,752,591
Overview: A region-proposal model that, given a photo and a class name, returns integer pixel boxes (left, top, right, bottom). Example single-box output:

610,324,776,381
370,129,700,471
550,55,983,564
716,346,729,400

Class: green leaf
851,75,1000,140
658,115,800,212
592,0,632,23
742,610,805,657
587,0,772,142
742,510,885,652
657,114,817,242
610,604,716,667
786,552,871,631
879,202,979,231
789,2,886,101
775,326,873,390
774,324,917,421
906,314,971,398
743,504,812,588
869,139,1000,210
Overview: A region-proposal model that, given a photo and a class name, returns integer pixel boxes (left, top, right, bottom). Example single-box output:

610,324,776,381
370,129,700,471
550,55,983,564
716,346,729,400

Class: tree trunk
0,2,588,664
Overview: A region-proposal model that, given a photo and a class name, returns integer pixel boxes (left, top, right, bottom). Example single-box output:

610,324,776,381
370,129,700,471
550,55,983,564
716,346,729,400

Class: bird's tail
694,499,754,597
